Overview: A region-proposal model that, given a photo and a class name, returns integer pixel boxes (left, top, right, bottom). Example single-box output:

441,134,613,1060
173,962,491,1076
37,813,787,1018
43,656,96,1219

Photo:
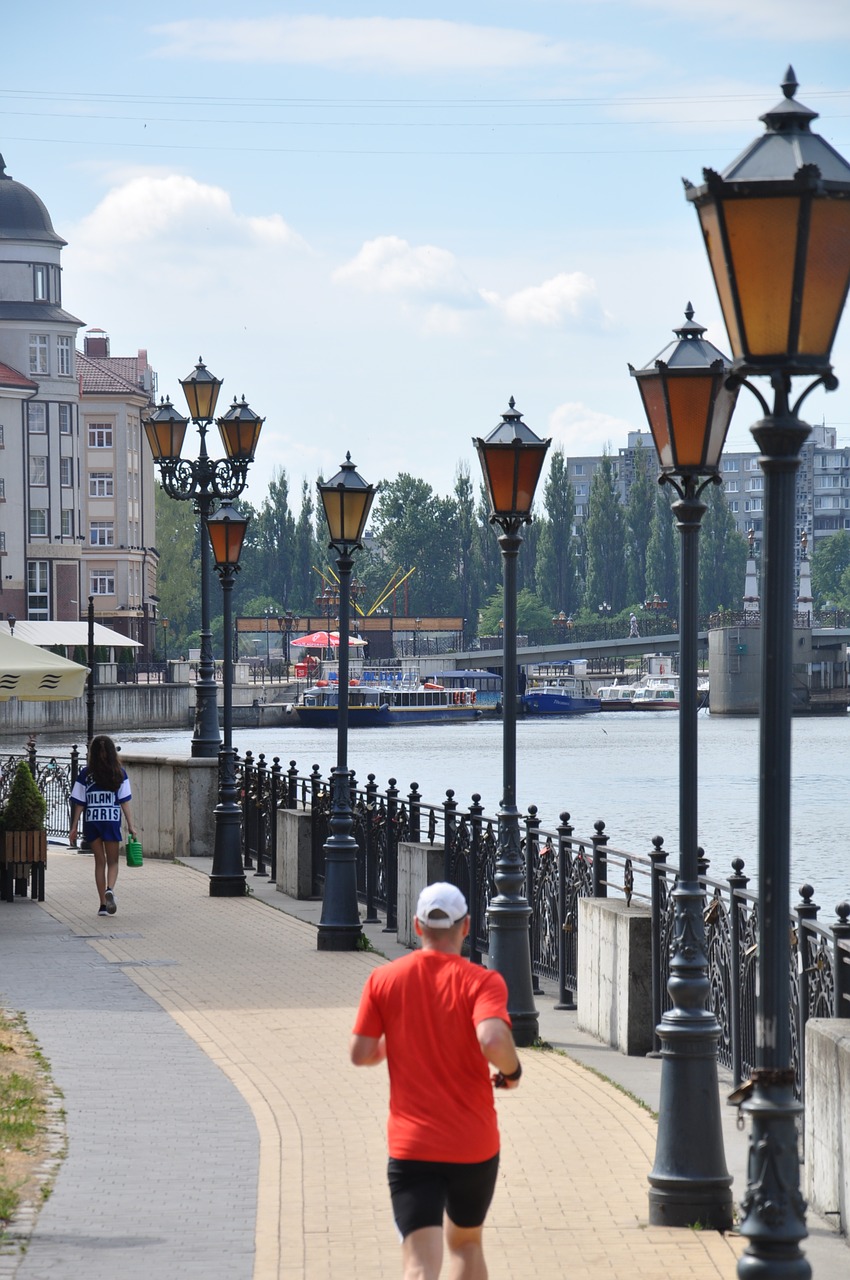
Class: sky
4,1,850,505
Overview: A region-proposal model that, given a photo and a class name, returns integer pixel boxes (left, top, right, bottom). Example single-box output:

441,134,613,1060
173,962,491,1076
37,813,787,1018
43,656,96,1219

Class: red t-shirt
352,949,511,1162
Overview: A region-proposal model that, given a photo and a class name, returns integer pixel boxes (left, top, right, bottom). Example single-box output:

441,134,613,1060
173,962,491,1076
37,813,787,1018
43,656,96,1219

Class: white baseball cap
416,882,469,928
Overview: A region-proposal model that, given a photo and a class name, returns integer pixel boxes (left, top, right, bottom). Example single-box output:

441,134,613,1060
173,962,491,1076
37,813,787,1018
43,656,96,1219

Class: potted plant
0,761,47,900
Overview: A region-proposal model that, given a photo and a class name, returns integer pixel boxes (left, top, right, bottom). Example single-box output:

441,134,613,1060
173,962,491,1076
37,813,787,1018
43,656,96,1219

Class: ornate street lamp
263,606,278,672
316,454,375,951
143,359,263,758
205,501,250,896
161,617,169,667
630,303,740,1230
474,397,550,1046
686,69,850,1277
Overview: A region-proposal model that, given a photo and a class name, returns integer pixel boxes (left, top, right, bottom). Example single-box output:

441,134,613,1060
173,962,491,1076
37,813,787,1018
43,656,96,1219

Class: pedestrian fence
4,745,849,1110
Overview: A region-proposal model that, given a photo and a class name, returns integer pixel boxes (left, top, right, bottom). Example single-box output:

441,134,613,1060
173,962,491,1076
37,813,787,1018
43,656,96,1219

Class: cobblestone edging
0,1089,67,1275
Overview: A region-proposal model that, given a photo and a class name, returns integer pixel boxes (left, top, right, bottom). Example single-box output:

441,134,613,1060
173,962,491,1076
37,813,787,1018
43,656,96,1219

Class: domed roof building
0,154,67,246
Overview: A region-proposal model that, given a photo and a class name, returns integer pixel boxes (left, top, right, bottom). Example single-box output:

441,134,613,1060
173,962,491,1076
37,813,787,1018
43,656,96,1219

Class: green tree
811,529,850,607
583,453,627,611
645,486,679,615
153,484,201,654
698,482,748,614
536,446,579,615
453,464,481,639
478,587,553,635
625,441,656,603
290,479,322,613
250,468,297,607
368,474,458,615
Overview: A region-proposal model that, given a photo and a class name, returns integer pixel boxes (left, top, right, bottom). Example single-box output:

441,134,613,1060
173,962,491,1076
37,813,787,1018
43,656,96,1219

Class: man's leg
444,1218,487,1280
401,1225,442,1280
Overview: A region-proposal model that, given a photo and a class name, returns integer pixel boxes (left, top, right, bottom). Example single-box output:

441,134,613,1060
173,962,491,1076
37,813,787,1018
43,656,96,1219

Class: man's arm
476,1017,522,1089
350,1034,387,1067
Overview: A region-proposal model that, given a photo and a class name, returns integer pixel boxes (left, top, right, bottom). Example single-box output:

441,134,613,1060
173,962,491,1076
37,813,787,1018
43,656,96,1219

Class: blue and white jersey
71,767,131,841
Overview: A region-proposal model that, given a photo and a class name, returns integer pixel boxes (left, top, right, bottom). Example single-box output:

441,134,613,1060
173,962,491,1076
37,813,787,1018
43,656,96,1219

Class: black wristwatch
502,1061,522,1081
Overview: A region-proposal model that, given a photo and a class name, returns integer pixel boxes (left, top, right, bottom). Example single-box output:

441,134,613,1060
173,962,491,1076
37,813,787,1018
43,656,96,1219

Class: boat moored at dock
289,673,481,727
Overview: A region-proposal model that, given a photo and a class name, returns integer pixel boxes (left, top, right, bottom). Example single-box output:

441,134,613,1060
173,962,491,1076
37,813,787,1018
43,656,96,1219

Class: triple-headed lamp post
685,68,850,1278
205,502,250,897
143,359,263,758
630,303,740,1230
474,397,550,1046
316,454,375,951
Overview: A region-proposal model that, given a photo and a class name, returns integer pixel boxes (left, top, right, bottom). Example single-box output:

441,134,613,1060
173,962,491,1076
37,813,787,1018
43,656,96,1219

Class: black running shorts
387,1154,500,1238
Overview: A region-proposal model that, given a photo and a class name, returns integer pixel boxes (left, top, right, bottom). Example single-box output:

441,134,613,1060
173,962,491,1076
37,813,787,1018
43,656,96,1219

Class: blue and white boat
521,664,600,717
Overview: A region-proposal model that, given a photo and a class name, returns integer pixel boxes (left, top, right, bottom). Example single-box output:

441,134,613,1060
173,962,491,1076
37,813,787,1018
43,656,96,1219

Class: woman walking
69,735,136,917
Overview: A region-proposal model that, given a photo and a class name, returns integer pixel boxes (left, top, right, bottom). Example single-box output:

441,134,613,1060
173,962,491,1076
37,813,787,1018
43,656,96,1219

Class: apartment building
568,424,849,563
0,154,158,647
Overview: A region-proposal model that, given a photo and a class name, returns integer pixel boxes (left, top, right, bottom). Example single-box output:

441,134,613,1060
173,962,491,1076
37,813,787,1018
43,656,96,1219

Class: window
57,336,73,377
29,509,48,538
90,521,114,547
33,265,47,301
0,532,5,553
90,571,115,596
88,423,113,448
59,403,72,433
28,561,49,618
28,403,46,433
0,424,4,446
745,498,763,513
725,480,739,493
29,456,47,486
730,501,739,513
747,477,763,492
60,457,73,487
61,509,73,537
573,464,585,476
0,477,4,500
89,471,114,497
723,459,739,472
29,335,49,375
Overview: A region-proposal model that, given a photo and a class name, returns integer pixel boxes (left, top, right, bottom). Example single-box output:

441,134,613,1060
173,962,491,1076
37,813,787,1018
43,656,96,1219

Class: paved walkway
0,849,844,1279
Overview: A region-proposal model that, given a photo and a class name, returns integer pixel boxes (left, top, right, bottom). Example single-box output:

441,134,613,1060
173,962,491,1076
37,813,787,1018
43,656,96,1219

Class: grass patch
0,1012,56,1233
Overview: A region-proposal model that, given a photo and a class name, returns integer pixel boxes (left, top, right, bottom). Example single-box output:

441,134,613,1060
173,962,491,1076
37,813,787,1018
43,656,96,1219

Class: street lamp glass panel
206,504,249,568
318,455,375,551
799,201,850,353
180,359,223,422
217,397,264,462
712,197,799,356
477,442,550,519
143,400,188,461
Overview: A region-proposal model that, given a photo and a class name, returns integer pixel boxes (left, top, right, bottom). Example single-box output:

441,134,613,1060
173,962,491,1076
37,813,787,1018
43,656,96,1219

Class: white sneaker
105,888,117,915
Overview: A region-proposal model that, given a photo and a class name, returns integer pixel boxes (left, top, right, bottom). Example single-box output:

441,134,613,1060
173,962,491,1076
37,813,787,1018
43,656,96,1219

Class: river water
18,711,847,914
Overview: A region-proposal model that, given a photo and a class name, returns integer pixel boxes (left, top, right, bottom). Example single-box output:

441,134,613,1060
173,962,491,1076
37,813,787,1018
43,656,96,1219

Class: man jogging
351,882,521,1280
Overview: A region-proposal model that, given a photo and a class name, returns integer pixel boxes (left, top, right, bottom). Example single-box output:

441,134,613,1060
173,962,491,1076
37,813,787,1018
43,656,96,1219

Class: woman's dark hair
87,735,124,791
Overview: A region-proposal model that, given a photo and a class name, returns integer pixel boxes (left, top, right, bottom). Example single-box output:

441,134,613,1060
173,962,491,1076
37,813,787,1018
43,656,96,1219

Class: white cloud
333,236,479,307
549,401,637,456
625,0,850,39
151,16,601,73
69,174,306,264
483,272,606,329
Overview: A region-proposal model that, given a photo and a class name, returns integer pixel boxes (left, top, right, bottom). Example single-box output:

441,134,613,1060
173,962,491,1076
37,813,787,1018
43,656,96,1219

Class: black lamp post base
648,1013,733,1231
487,896,539,1047
209,874,247,897
317,924,362,951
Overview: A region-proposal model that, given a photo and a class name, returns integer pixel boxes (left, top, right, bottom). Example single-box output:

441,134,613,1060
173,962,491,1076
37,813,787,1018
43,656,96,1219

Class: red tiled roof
76,350,146,397
0,361,37,390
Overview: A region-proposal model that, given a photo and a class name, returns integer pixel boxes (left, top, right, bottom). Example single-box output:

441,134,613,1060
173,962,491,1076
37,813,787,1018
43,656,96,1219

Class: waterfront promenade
0,850,845,1278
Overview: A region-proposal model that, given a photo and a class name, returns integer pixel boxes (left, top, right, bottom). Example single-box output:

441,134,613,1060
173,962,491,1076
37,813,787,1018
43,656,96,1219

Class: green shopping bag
125,835,143,867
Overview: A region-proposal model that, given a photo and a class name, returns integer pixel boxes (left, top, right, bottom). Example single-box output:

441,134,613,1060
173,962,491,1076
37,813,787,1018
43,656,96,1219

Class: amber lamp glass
143,398,188,461
685,69,850,374
217,396,264,462
630,305,738,476
180,358,223,422
474,398,550,523
318,454,375,552
206,502,249,569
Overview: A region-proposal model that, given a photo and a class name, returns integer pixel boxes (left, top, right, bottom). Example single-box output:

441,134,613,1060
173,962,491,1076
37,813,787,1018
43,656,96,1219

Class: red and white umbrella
291,630,367,648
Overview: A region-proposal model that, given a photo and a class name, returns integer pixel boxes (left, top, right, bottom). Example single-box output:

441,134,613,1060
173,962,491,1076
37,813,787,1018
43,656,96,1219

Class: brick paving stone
0,851,844,1278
